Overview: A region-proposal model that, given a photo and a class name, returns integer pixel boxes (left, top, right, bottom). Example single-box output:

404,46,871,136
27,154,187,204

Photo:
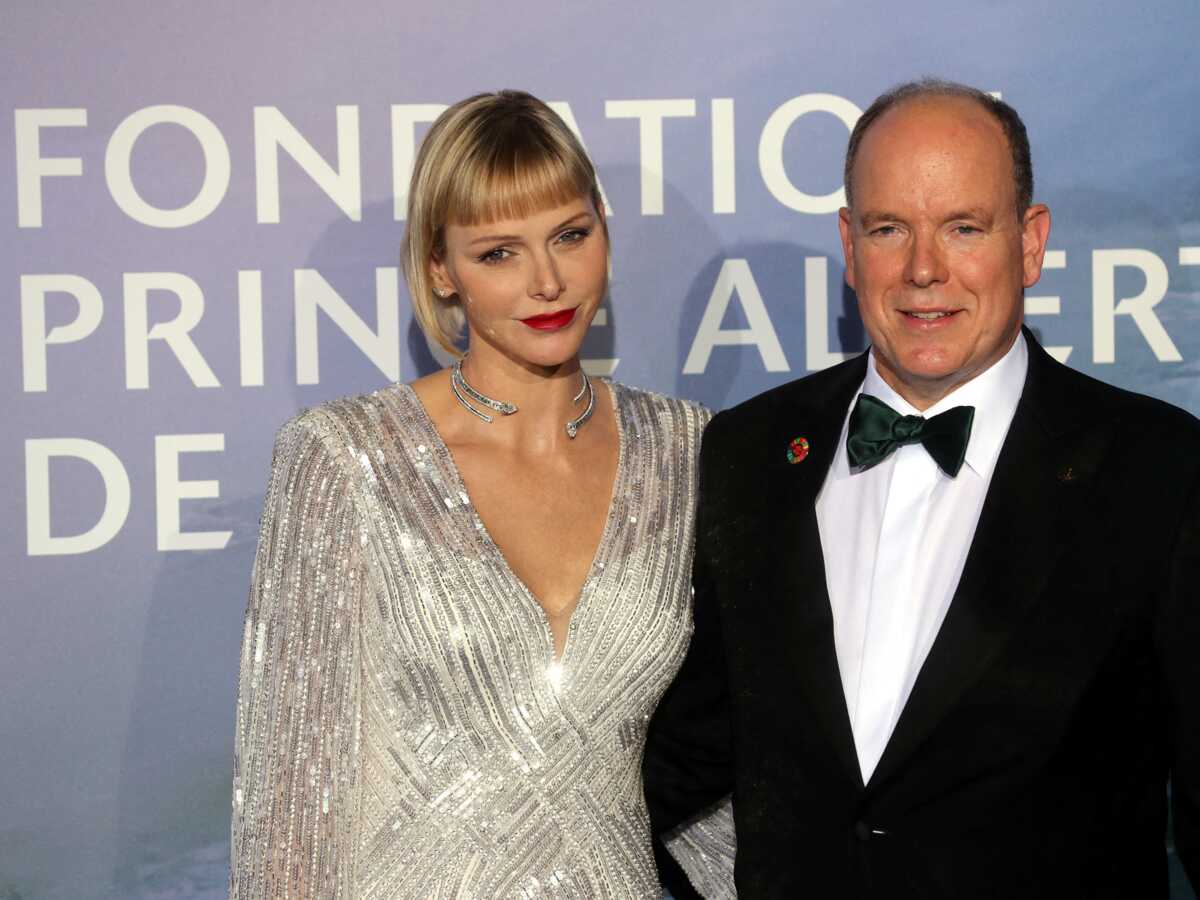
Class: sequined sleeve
664,796,737,898
231,417,365,899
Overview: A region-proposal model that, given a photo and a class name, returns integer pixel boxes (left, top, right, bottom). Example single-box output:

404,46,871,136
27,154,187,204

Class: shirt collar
860,332,1028,478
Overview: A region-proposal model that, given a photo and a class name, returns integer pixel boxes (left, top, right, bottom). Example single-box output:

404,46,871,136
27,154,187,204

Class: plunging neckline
400,380,627,671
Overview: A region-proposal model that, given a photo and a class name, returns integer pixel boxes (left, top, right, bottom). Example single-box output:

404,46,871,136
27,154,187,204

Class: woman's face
431,196,608,371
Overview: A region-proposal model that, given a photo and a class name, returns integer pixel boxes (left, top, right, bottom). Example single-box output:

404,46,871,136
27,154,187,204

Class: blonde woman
230,91,712,897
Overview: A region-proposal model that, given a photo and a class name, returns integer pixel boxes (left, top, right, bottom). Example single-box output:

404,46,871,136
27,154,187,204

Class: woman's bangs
449,149,591,227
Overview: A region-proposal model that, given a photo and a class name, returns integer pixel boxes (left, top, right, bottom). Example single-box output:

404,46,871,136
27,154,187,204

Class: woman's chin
519,346,584,371
484,332,587,372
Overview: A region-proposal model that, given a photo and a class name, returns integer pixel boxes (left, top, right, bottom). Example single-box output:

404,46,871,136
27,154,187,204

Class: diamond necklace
450,357,595,439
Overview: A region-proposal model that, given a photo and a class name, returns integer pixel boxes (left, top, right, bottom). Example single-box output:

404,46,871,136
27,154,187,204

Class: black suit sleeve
643,421,737,895
644,534,735,829
1166,470,1200,887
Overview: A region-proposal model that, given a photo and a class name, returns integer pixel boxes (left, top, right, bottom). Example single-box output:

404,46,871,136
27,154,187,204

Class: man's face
838,96,1051,410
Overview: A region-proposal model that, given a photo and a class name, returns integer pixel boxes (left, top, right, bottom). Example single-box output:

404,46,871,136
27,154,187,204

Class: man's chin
876,346,961,386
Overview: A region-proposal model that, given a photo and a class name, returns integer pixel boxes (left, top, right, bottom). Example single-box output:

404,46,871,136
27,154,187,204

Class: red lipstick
520,309,576,331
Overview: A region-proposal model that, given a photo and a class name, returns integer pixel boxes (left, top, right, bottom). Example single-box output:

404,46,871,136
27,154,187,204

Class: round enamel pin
786,436,810,464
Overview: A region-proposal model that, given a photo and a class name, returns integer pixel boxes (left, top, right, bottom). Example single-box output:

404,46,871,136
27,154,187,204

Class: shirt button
854,821,887,841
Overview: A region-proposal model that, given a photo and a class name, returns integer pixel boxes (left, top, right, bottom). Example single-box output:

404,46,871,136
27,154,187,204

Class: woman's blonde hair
401,90,605,356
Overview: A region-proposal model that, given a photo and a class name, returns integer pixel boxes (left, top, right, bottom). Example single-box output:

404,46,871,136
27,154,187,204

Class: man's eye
870,225,898,237
954,225,982,236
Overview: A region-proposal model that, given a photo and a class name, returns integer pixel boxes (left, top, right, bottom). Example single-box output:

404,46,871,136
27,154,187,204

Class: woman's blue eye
478,247,510,263
558,227,590,244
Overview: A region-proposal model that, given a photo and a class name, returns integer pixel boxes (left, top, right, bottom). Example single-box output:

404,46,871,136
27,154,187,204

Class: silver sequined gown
230,381,711,899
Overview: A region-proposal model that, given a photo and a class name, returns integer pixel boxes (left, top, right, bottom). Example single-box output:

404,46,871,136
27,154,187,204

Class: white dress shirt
814,334,1028,782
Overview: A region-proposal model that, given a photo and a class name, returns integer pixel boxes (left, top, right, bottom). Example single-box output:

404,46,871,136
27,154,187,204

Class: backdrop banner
3,2,1198,897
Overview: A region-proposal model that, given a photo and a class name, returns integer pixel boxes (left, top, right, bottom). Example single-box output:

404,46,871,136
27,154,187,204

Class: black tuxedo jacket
645,331,1200,899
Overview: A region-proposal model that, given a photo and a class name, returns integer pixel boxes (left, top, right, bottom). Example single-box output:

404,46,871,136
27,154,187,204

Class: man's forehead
865,95,1005,151
852,96,1011,194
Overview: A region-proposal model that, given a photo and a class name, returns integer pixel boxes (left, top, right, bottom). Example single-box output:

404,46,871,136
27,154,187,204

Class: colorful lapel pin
786,436,810,464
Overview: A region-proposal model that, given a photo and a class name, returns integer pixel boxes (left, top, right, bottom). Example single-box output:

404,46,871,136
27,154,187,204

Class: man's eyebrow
856,208,997,228
944,207,993,222
858,211,904,227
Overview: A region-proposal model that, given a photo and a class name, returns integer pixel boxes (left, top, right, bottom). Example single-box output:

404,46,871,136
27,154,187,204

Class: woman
230,90,711,898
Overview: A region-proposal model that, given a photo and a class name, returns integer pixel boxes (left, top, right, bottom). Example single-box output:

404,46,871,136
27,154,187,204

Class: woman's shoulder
608,380,713,435
271,383,421,461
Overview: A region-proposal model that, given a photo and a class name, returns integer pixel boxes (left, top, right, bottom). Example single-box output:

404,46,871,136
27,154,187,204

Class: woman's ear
429,257,454,298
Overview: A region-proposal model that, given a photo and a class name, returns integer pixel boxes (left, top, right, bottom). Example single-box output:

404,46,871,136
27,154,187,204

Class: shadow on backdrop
675,240,865,412
114,198,410,899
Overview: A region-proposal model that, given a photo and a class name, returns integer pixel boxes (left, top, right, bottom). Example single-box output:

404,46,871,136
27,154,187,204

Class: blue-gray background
3,2,1198,897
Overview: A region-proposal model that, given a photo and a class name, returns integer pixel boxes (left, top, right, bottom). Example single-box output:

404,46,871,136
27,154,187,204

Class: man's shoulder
1035,349,1200,447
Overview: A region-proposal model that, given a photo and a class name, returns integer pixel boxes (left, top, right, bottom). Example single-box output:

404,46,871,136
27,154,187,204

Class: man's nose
904,232,948,287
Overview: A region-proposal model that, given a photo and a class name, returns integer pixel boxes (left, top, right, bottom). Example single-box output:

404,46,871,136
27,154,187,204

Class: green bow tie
847,394,975,477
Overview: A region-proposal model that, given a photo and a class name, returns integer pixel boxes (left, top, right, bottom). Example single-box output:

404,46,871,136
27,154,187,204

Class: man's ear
1021,203,1052,289
838,207,857,290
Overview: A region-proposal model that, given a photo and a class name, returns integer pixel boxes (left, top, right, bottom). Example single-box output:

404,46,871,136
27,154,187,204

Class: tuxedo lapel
769,354,868,787
867,332,1116,792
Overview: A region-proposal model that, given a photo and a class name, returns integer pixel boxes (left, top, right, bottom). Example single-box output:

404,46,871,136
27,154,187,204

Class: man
645,80,1199,899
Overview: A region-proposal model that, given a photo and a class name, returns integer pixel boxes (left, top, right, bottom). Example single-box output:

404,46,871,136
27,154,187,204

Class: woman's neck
455,347,590,450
